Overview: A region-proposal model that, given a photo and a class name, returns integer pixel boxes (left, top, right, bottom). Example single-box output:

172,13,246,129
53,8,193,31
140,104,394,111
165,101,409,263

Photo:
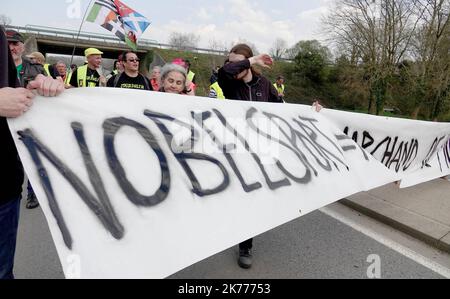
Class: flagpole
70,0,95,66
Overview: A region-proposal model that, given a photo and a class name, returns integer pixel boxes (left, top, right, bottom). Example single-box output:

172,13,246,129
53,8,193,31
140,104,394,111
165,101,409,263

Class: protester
7,30,45,88
172,58,196,94
1,26,64,279
69,48,106,88
312,100,323,112
7,30,51,209
273,75,286,102
218,43,282,270
218,44,280,104
55,61,72,87
185,59,197,86
26,52,60,79
209,69,225,99
159,63,195,96
112,58,124,76
150,66,161,91
107,51,152,91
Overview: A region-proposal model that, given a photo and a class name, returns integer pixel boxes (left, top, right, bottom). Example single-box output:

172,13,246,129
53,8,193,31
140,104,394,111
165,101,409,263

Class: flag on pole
114,0,151,49
86,0,150,50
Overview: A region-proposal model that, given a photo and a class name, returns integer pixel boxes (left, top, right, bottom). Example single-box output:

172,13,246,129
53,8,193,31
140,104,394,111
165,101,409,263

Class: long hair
229,43,260,76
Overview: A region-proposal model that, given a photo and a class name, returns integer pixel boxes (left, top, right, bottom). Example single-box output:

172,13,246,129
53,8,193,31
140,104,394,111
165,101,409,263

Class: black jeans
239,238,253,251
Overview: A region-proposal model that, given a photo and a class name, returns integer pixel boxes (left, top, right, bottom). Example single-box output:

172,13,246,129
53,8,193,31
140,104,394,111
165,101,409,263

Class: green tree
292,40,331,85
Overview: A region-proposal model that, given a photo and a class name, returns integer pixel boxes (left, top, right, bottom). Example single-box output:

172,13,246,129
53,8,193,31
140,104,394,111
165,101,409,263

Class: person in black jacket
218,44,282,270
0,26,64,279
218,43,281,104
7,30,53,209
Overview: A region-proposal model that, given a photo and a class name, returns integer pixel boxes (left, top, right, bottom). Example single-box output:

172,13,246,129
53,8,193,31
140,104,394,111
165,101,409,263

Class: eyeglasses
126,59,140,63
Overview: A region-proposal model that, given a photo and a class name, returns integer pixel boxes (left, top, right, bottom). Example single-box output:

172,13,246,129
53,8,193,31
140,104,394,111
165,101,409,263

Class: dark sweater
0,26,24,207
218,59,282,103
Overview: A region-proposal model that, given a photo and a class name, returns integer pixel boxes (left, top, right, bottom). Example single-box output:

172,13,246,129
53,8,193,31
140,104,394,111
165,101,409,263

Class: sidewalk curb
340,197,450,254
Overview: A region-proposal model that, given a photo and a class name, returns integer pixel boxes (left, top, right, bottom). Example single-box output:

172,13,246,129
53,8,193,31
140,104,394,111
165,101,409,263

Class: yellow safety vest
210,82,225,100
64,71,72,85
44,64,51,77
187,70,195,82
77,65,88,87
77,65,99,88
274,83,285,95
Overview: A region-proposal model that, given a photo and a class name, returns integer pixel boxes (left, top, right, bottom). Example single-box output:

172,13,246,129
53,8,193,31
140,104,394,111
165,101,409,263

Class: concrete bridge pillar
24,35,38,55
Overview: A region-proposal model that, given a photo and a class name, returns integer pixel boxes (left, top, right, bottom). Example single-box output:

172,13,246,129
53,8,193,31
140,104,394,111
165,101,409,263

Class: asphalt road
13,199,446,279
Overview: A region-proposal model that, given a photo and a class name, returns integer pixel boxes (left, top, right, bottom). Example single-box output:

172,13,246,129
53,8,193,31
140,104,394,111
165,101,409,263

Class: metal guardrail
7,24,229,56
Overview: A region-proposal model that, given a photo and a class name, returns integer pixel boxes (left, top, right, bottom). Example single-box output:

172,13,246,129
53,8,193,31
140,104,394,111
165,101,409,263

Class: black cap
6,30,24,43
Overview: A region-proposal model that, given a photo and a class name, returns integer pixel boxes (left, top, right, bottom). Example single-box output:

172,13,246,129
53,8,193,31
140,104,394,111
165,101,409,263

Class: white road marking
320,206,450,279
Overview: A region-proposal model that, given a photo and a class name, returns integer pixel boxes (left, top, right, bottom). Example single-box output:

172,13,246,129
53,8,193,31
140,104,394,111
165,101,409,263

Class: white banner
8,88,450,278
322,109,450,187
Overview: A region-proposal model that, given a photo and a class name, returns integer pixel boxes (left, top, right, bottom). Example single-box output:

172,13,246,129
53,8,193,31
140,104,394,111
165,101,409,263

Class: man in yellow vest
209,67,225,99
273,75,286,103
69,48,107,88
26,52,61,79
185,59,197,89
55,61,73,87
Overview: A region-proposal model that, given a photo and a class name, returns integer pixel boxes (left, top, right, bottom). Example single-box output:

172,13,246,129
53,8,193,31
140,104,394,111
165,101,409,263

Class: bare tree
409,0,450,119
0,15,11,27
168,32,200,51
323,0,423,115
208,39,228,53
269,38,288,60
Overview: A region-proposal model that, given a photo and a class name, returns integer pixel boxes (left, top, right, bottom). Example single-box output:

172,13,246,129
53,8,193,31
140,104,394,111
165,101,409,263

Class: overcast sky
2,0,333,52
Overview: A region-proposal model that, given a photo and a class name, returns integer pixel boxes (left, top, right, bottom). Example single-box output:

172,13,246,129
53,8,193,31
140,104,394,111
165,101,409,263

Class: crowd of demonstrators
0,27,65,279
107,51,152,91
1,28,296,279
69,48,107,88
218,43,283,270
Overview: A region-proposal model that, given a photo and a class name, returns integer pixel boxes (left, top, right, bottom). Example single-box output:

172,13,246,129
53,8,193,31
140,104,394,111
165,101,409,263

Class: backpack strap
140,74,151,90
113,73,123,88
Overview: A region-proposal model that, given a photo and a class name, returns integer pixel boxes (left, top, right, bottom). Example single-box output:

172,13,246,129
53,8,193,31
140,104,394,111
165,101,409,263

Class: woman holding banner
218,44,283,270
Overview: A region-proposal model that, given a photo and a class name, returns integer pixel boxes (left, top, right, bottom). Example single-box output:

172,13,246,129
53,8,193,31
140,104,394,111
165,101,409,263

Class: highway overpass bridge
7,25,227,73
8,25,226,74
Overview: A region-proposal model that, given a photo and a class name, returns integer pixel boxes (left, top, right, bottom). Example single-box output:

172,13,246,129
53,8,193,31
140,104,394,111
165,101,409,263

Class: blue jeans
0,198,21,280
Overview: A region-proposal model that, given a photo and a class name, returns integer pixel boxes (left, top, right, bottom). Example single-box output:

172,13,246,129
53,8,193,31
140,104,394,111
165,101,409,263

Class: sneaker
238,249,252,269
26,193,39,209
